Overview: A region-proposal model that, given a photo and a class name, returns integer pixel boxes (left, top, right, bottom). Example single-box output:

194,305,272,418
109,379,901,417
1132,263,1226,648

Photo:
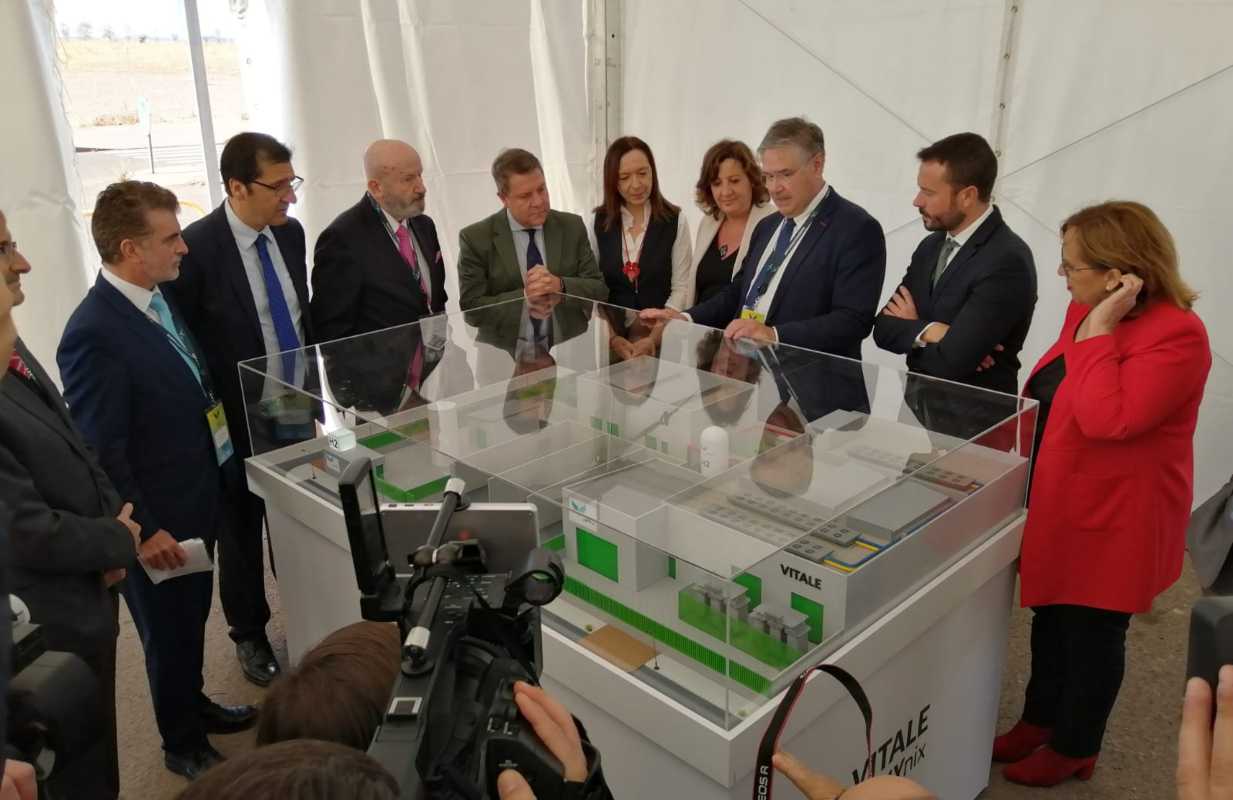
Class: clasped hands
112,499,189,573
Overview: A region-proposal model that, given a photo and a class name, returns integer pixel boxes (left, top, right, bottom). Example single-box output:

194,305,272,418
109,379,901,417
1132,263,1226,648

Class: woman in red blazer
993,201,1211,787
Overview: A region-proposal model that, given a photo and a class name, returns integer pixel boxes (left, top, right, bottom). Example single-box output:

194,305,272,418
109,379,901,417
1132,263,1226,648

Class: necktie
149,292,204,387
525,229,548,339
748,217,797,304
932,237,959,287
8,352,32,381
526,228,544,275
395,224,431,312
255,233,302,380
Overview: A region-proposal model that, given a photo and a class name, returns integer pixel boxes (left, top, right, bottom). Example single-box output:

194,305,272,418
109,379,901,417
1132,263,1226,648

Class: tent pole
183,0,223,208
990,0,1024,163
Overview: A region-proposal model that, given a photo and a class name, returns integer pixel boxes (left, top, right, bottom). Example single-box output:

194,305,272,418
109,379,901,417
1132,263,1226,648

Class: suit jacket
0,340,135,655
687,202,776,307
458,209,608,310
311,195,447,341
57,275,228,549
1020,299,1210,613
686,188,886,359
873,206,1037,394
168,203,314,463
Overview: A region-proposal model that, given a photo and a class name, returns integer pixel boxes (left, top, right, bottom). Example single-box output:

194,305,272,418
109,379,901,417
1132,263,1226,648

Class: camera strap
752,662,874,800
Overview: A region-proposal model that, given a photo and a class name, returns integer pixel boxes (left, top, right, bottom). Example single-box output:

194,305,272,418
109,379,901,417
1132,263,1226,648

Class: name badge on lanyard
206,402,235,465
741,205,825,319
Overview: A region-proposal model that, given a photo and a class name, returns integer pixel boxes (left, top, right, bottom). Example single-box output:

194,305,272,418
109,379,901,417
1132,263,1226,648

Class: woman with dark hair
993,201,1211,786
689,139,775,306
589,136,691,311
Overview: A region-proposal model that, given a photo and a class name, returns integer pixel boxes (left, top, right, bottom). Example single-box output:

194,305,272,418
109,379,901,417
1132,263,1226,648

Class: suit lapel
214,205,264,345
492,212,521,286
93,276,203,397
2,343,95,463
543,211,564,279
932,207,1004,296
766,188,839,322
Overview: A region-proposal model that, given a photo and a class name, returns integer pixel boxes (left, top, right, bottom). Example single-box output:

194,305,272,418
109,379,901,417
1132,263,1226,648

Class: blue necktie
747,217,797,306
149,292,203,387
255,233,301,381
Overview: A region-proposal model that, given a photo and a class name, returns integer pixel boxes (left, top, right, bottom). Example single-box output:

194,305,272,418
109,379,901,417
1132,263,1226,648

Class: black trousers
1022,604,1133,758
218,489,271,643
122,564,213,753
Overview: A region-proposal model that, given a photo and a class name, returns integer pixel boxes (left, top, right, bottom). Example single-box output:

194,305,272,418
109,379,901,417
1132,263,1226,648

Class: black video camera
339,457,585,799
7,619,106,799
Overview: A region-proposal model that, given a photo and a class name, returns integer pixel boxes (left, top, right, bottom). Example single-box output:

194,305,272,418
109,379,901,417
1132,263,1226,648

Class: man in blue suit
642,117,886,359
58,181,257,781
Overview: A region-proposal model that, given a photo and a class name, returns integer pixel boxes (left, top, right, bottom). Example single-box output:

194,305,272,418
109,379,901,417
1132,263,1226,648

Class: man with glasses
169,132,314,688
642,117,886,359
0,211,140,796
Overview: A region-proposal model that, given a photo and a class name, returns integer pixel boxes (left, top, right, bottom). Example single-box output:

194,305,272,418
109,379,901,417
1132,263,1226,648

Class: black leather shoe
236,638,280,687
199,699,259,734
165,744,225,780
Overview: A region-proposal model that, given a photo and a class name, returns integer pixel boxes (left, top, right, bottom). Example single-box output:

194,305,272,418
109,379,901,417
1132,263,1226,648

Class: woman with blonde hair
993,201,1211,786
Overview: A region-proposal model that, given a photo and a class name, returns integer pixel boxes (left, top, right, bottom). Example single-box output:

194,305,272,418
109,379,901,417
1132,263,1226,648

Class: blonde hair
1061,201,1197,310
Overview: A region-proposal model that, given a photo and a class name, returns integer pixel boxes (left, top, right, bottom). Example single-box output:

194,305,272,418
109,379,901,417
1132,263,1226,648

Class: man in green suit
458,148,608,311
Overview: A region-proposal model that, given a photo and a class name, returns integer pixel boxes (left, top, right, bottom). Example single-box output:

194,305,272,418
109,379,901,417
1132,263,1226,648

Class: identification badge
740,307,766,323
206,402,235,465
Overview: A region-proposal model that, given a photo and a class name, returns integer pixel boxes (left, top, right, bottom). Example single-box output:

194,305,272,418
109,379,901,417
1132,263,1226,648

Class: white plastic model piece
699,426,730,478
326,427,357,452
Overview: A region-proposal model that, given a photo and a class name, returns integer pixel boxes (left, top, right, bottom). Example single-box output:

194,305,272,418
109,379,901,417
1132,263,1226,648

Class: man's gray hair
758,117,826,158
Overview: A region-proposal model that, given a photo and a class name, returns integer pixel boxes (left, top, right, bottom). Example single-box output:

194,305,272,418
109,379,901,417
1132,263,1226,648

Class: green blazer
458,208,609,310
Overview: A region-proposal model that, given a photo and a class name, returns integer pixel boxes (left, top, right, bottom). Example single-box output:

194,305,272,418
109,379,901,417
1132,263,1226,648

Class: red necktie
8,352,33,380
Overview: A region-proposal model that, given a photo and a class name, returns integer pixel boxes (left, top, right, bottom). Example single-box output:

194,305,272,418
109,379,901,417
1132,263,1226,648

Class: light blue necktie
149,292,203,387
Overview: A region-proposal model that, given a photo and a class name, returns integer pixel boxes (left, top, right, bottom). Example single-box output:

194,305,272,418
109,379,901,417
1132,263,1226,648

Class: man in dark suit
458,148,608,312
168,132,313,686
873,133,1036,438
0,210,138,798
58,182,257,781
312,139,446,340
642,117,886,359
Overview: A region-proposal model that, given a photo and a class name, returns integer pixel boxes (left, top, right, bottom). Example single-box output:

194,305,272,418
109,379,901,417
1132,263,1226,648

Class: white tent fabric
1,0,95,384
620,0,1233,371
238,0,593,310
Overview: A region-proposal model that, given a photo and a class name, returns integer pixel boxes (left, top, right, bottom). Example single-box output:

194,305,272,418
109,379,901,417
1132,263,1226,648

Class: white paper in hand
141,538,214,585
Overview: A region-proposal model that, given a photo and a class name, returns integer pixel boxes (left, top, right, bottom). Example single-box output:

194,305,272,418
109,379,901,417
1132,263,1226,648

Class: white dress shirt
378,204,433,300
224,199,305,353
587,206,693,309
100,265,161,323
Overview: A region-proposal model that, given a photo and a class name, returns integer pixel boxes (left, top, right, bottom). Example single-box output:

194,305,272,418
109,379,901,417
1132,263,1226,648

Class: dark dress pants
121,563,213,753
1022,603,1133,758
218,488,271,643
40,594,120,799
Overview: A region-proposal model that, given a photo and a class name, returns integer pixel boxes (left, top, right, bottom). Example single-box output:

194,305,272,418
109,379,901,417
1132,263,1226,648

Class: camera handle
403,477,470,669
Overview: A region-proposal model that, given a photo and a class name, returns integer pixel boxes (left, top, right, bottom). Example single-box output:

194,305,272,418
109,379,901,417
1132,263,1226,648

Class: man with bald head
312,138,447,340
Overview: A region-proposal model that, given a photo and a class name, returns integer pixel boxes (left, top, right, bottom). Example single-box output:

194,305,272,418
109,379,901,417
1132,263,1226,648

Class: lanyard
368,194,423,278
744,203,825,310
152,317,216,404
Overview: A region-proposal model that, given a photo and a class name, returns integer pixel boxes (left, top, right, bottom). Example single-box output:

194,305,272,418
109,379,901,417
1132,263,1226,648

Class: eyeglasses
0,241,17,259
251,176,304,195
1058,261,1106,275
762,166,802,186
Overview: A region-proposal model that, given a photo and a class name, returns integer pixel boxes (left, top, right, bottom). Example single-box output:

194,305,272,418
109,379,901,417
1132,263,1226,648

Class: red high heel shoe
992,720,1052,762
1003,746,1097,786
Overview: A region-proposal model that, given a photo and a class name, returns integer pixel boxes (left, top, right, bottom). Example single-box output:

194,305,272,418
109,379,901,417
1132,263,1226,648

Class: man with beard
312,139,448,340
874,133,1036,399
